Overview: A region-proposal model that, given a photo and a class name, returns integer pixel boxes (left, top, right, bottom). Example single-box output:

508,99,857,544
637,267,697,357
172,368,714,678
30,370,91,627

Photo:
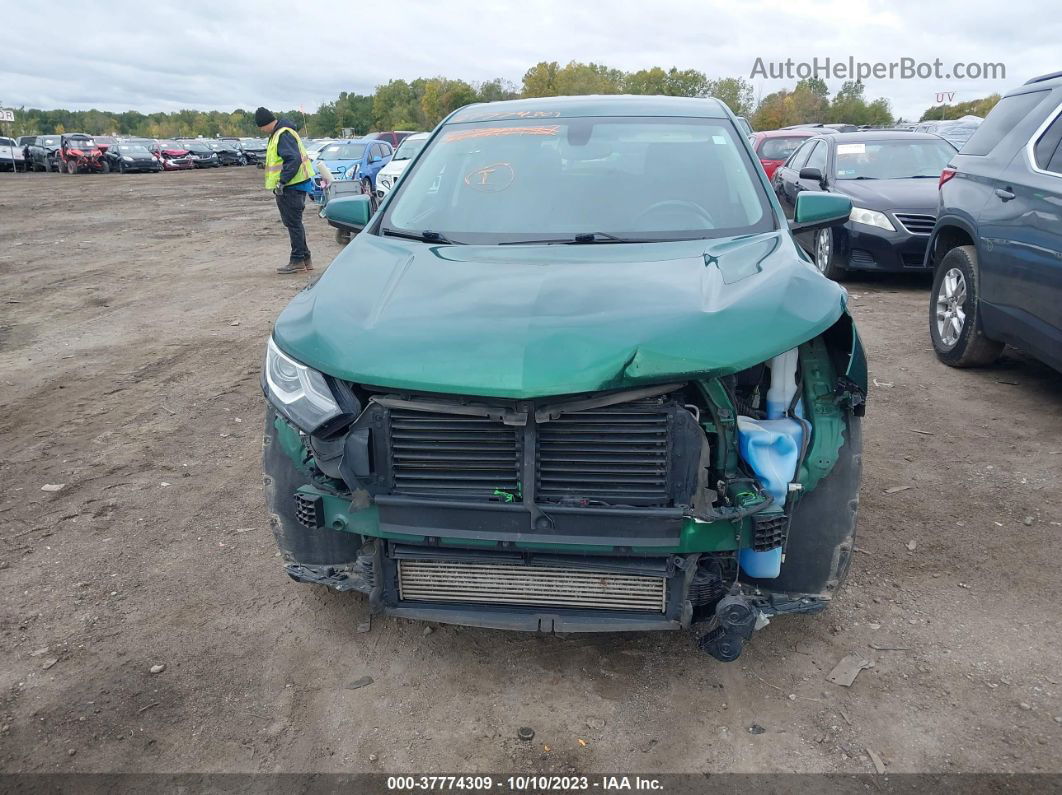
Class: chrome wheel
815,229,831,272
935,266,967,348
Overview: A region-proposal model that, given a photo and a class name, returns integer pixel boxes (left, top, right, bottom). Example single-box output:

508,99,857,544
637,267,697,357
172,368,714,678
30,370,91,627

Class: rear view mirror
324,195,372,233
790,191,851,233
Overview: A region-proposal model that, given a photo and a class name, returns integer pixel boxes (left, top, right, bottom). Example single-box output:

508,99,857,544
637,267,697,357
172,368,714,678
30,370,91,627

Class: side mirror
798,166,824,184
789,191,851,234
324,194,372,233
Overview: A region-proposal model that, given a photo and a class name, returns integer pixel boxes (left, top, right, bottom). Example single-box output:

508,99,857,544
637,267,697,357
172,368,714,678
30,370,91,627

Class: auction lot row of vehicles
8,134,271,173
288,75,1061,660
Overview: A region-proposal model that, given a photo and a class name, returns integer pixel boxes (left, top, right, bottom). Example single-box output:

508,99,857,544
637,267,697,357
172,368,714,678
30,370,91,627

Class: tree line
1,60,1005,138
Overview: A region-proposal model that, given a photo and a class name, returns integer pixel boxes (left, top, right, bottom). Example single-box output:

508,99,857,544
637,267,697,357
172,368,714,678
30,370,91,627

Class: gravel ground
0,168,1060,775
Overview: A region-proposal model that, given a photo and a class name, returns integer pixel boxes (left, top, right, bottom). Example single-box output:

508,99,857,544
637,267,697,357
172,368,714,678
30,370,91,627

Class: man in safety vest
255,106,316,274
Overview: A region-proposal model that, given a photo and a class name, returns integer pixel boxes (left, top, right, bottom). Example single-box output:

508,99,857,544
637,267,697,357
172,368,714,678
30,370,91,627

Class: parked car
269,95,866,662
56,133,107,174
240,137,267,166
374,132,428,198
102,142,162,173
305,138,337,161
749,129,818,180
148,140,195,170
364,130,414,148
28,134,62,171
205,140,247,166
772,131,956,279
0,136,28,171
927,71,1062,373
932,116,982,151
17,135,35,164
179,140,221,168
94,135,117,154
313,139,393,196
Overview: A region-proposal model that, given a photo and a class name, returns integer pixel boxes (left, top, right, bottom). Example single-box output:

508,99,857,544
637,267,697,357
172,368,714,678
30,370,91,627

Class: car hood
834,178,939,212
379,160,411,178
273,231,848,399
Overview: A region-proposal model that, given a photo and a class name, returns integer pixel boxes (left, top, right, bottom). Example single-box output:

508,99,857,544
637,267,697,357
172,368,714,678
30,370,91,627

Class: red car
749,129,819,180
148,139,195,170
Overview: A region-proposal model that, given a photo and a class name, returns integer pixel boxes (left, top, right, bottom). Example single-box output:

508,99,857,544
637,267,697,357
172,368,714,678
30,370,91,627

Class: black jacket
271,118,308,185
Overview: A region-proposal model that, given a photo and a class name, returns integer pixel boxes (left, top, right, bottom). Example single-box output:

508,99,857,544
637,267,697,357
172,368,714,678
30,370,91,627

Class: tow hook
698,595,759,662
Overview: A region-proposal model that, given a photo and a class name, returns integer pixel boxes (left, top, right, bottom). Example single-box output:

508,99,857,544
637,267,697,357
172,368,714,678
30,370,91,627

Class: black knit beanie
254,107,276,127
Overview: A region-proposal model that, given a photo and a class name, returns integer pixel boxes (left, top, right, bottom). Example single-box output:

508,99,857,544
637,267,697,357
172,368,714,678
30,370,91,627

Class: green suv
262,96,866,661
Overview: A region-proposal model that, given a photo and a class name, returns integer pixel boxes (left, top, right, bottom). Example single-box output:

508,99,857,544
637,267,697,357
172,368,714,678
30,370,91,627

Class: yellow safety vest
264,126,315,190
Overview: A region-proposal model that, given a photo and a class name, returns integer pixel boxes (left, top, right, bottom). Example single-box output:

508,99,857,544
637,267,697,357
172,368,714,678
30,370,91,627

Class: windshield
209,141,236,150
0,137,14,147
393,136,427,161
120,145,152,156
159,141,183,149
382,116,773,244
42,137,60,147
758,136,808,160
66,138,96,149
835,139,956,180
184,143,212,153
319,143,366,160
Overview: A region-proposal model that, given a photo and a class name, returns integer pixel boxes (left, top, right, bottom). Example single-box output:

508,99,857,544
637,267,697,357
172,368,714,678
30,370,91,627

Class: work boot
302,256,314,271
276,259,305,274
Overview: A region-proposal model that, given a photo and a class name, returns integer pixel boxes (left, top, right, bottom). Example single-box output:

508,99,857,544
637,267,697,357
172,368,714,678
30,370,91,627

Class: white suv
374,132,429,199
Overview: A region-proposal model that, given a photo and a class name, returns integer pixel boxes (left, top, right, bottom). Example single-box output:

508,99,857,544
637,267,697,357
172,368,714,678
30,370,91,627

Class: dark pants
275,188,310,262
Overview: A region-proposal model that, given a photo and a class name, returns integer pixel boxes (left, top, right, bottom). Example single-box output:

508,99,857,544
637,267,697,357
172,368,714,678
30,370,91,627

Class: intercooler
396,560,667,612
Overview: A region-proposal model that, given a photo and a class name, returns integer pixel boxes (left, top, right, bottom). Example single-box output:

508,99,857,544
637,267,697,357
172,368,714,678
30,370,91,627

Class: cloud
0,0,1046,121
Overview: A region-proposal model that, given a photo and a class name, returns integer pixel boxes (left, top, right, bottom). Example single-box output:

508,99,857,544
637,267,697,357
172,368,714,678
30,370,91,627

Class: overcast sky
2,0,1054,122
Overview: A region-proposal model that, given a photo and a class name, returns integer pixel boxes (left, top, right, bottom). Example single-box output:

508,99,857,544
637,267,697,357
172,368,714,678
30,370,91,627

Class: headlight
263,338,342,433
380,177,391,189
849,207,895,232
122,156,134,162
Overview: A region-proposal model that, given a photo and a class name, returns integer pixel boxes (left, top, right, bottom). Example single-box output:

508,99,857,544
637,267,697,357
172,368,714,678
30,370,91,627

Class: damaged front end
261,314,866,661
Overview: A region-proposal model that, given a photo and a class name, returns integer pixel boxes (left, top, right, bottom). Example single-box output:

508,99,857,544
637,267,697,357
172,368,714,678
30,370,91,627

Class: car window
786,139,816,170
834,139,955,179
963,90,1051,156
383,116,775,244
804,141,828,173
373,143,386,159
759,136,808,161
1032,104,1062,174
320,143,366,160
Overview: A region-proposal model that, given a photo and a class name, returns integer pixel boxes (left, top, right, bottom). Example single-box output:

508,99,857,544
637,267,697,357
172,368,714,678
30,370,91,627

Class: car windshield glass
319,143,366,160
120,145,152,156
393,137,427,161
759,136,808,160
66,138,96,148
0,137,14,147
834,139,956,179
382,116,773,244
185,144,211,153
42,137,60,146
159,141,183,149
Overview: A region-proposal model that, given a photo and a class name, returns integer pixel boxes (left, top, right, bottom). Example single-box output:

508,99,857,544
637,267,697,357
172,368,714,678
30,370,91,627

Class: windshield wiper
897,174,939,178
500,232,655,245
381,228,459,244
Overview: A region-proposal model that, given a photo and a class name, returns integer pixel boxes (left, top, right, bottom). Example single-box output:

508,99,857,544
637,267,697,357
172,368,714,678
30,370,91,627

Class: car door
791,140,831,248
774,139,817,217
366,143,387,183
974,92,1062,355
977,98,1062,358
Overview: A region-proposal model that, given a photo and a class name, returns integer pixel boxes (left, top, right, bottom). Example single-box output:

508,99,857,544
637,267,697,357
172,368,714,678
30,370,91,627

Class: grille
849,248,876,268
294,492,324,529
894,213,936,235
536,399,671,506
397,560,666,611
388,408,521,500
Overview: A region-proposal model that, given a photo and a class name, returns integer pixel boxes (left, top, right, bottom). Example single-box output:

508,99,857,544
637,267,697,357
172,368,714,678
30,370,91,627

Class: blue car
928,71,1062,373
312,138,393,195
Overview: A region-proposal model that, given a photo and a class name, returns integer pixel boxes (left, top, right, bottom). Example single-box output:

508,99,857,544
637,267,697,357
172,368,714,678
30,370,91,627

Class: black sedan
103,142,162,173
206,140,247,166
772,131,956,279
179,141,221,168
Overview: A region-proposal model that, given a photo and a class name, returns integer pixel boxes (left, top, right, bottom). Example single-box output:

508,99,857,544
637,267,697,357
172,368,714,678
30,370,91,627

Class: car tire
101,161,110,174
813,227,848,281
929,245,1004,367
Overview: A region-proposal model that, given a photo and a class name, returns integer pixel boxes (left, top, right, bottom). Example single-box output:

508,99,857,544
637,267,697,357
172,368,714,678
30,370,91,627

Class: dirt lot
0,167,1060,776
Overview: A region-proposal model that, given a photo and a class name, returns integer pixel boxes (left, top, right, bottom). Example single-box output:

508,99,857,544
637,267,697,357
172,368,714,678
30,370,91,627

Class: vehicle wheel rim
815,229,831,272
935,267,967,348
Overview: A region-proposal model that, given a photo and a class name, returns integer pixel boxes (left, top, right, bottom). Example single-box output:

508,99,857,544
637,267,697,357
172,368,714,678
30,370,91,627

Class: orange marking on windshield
442,126,560,143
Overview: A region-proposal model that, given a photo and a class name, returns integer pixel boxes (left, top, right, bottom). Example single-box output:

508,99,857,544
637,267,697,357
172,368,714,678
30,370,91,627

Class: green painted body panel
272,231,850,400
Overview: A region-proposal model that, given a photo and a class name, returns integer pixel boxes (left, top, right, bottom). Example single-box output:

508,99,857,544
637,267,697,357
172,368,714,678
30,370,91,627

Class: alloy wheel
935,267,967,348
815,229,831,272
